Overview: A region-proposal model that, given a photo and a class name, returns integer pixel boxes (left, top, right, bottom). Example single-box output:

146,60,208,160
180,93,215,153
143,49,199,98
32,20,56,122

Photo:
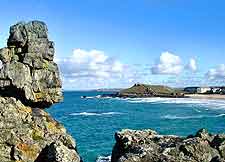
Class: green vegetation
119,84,183,97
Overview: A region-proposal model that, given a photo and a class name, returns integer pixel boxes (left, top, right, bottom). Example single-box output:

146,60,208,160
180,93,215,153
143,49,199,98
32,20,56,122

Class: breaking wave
69,112,123,116
162,113,225,120
121,97,225,109
96,155,111,162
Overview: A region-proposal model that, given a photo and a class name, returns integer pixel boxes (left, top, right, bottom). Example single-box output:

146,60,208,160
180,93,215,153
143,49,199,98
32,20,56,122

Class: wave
69,112,123,116
122,97,225,109
96,155,111,162
162,113,225,120
81,95,113,99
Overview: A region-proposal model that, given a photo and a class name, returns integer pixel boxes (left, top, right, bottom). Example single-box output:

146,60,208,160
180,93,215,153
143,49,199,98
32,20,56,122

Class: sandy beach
185,94,225,100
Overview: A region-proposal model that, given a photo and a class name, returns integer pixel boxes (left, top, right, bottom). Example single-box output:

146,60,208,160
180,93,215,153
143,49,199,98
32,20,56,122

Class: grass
120,84,178,95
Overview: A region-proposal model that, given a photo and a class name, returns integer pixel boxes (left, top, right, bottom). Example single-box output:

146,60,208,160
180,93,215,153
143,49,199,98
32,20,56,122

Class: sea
47,91,225,162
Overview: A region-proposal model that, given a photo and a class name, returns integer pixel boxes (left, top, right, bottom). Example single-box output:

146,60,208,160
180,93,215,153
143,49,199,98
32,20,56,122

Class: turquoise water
48,91,225,162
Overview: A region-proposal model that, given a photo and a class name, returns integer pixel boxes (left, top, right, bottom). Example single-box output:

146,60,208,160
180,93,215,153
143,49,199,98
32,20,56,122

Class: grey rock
111,129,225,162
0,21,63,108
43,141,80,162
0,21,81,162
0,97,81,162
0,48,12,63
7,21,27,47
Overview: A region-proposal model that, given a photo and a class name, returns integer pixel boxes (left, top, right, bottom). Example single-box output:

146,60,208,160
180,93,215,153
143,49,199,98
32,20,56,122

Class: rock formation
111,129,225,162
0,21,81,162
0,21,63,108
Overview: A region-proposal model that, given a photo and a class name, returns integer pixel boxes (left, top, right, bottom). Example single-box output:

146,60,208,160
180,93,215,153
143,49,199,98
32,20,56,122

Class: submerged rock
0,21,81,162
0,21,62,108
111,129,225,162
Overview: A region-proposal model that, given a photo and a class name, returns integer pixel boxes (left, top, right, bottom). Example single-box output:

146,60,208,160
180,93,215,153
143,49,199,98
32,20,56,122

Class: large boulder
0,21,62,108
111,129,225,162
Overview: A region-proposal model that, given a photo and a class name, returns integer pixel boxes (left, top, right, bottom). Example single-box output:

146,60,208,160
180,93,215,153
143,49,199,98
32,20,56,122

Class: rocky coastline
111,129,225,162
0,21,81,162
1,21,225,162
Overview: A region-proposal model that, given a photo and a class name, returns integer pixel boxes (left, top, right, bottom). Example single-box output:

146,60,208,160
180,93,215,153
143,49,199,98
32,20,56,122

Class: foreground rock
0,97,80,162
0,21,81,162
112,129,225,162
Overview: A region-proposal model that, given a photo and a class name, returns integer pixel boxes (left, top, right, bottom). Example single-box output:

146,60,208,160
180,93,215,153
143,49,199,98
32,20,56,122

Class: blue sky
0,0,225,90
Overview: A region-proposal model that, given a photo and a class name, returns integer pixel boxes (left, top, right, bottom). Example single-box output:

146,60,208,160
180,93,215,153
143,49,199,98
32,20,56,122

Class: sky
0,0,225,90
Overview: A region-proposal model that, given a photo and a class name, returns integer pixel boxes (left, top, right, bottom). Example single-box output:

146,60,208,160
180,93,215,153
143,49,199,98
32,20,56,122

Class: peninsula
99,84,225,100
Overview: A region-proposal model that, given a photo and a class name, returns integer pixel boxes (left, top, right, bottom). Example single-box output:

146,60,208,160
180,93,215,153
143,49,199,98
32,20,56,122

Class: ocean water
47,91,225,162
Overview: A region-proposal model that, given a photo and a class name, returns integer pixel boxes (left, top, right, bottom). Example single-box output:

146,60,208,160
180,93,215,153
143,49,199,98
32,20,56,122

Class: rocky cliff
111,129,225,162
0,21,81,162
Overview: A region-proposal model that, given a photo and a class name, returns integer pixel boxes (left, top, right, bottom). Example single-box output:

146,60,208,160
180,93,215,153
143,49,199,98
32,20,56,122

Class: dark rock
112,129,225,162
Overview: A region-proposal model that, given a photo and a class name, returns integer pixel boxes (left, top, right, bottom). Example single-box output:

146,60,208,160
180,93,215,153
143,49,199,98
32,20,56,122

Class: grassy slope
120,84,177,95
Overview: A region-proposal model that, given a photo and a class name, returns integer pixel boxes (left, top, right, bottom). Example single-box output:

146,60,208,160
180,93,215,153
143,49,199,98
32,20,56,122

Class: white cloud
186,58,197,72
56,49,203,89
206,64,225,80
151,51,183,75
56,49,140,89
57,49,125,79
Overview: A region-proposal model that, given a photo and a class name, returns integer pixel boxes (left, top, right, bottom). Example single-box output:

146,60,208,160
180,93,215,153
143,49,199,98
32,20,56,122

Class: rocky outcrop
0,21,81,162
112,129,225,162
0,21,62,108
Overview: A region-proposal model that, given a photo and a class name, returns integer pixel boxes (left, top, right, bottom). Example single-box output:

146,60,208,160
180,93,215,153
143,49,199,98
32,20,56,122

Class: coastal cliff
111,129,225,162
0,21,81,162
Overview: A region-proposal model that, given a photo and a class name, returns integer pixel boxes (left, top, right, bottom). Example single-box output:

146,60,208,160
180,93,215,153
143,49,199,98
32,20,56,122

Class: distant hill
118,84,184,98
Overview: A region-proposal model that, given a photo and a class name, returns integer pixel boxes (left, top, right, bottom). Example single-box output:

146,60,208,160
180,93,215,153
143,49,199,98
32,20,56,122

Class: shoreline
94,93,225,101
185,94,225,100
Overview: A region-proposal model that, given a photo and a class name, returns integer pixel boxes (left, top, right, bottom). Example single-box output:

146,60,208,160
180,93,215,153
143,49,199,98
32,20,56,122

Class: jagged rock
111,129,225,162
40,141,80,162
0,20,62,108
0,97,80,162
0,21,81,162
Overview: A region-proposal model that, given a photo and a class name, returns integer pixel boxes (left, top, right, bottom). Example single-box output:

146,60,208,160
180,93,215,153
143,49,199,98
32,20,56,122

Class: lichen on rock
0,21,81,162
111,129,225,162
0,20,63,108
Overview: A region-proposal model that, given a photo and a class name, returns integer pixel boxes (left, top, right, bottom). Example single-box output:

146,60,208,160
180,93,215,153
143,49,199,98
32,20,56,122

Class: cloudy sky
0,0,225,90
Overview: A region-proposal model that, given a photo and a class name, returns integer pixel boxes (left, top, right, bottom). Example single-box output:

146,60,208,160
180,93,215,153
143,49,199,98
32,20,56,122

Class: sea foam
96,155,111,162
69,112,123,116
122,97,225,109
162,113,225,120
